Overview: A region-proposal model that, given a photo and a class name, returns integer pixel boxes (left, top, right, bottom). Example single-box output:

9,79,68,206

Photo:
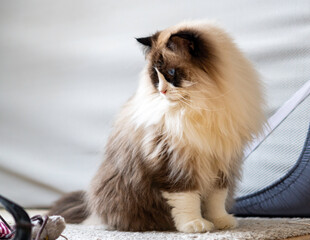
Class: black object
0,195,31,240
232,123,310,217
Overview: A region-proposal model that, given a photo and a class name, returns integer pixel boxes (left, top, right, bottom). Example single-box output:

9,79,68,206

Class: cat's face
137,28,217,104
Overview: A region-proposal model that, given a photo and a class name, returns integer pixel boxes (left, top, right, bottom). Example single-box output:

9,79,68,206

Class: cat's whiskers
169,87,231,101
173,92,226,112
143,86,226,112
173,93,212,112
182,81,198,88
188,88,234,100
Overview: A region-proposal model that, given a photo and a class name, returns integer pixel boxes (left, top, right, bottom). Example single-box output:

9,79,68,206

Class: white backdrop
0,0,309,207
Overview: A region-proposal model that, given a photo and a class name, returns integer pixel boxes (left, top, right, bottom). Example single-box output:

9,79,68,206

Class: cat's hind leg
162,191,214,233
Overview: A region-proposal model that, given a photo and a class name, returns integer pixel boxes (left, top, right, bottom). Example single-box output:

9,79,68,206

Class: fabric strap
243,80,310,160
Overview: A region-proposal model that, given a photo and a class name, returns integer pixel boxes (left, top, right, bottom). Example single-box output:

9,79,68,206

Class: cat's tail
48,190,90,223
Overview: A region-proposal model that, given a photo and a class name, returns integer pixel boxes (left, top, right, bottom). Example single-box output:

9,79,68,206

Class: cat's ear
136,36,153,55
167,30,204,59
136,32,159,54
136,37,153,48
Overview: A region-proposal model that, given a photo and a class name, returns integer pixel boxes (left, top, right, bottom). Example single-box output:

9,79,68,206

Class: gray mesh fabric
237,96,310,197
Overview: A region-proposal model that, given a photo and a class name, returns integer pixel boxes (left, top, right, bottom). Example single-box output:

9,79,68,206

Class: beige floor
0,209,309,240
287,236,310,240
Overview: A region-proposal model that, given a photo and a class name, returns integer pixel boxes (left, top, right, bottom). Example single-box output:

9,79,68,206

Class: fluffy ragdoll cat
49,21,265,233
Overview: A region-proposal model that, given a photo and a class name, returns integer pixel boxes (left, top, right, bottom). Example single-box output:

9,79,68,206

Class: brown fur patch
216,171,229,189
48,191,89,224
88,126,180,231
145,28,219,90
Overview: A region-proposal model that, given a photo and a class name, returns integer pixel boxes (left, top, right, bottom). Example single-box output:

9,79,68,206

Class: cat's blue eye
168,68,175,76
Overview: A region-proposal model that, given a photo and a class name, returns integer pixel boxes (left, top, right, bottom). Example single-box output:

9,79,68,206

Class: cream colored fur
162,191,214,233
204,188,238,230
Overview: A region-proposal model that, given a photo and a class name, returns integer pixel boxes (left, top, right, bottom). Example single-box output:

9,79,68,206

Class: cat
49,20,265,233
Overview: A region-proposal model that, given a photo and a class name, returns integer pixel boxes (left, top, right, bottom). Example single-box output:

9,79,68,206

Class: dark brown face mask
0,195,31,240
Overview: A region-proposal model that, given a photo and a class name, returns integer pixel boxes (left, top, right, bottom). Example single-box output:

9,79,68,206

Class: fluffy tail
48,191,90,224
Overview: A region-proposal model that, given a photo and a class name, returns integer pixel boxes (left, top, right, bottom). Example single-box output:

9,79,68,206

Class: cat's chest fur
130,93,239,190
132,92,239,157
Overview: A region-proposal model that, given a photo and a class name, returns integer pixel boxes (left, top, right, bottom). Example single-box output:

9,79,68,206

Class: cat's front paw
178,218,214,233
211,214,238,230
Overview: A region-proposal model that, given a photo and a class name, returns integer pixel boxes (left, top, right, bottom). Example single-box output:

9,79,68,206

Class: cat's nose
160,90,167,94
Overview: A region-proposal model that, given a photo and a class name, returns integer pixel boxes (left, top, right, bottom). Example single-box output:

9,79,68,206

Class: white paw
211,214,238,230
178,218,214,233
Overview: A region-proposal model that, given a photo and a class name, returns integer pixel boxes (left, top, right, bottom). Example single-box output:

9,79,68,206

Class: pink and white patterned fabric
0,222,11,238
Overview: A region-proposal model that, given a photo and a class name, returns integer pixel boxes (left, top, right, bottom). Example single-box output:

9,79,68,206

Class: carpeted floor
1,209,310,240
62,218,310,240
